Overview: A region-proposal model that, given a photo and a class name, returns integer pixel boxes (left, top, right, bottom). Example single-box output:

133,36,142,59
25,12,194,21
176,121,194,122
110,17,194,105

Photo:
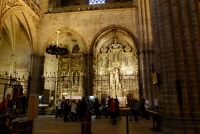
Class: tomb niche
93,39,139,106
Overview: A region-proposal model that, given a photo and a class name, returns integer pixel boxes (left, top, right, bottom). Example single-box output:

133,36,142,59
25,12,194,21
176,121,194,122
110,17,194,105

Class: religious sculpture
57,45,84,99
93,39,139,104
112,39,120,49
113,68,120,84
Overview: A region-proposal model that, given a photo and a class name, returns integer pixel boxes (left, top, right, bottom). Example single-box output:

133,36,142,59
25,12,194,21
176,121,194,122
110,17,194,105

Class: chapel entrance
92,27,139,106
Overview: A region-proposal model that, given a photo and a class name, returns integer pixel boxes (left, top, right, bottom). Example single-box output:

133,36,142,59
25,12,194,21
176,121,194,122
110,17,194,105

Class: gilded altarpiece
57,53,84,99
93,40,139,105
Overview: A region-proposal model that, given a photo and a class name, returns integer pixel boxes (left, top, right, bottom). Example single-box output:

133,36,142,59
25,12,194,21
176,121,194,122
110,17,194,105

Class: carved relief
2,0,20,16
57,51,84,98
93,39,139,105
1,0,41,19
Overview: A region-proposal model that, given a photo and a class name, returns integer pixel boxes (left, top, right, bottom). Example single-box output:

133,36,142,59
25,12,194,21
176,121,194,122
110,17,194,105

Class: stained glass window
89,0,106,4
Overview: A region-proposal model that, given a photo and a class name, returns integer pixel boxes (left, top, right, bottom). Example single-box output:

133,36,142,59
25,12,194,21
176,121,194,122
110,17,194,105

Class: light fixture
46,29,69,55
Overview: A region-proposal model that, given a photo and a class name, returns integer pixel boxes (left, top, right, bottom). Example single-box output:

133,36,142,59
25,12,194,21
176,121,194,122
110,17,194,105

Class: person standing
101,99,106,116
106,96,111,118
63,99,70,122
0,116,12,134
55,99,62,119
13,101,19,119
115,96,121,120
5,100,14,118
71,100,77,122
109,98,117,125
132,99,139,122
21,96,27,114
76,99,81,121
0,94,11,116
141,96,146,119
93,98,101,119
80,97,87,120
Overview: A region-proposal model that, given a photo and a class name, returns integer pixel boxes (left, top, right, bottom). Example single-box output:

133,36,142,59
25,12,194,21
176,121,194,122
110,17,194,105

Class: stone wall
41,8,137,54
150,0,200,133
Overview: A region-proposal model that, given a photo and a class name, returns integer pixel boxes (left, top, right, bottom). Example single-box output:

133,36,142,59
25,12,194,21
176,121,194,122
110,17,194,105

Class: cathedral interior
0,0,200,133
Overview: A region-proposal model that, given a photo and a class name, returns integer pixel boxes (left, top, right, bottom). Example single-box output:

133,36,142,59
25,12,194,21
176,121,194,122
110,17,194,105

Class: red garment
109,100,116,113
0,100,8,113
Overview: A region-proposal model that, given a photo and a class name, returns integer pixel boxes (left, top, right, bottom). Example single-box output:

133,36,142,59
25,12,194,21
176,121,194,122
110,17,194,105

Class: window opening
89,0,105,4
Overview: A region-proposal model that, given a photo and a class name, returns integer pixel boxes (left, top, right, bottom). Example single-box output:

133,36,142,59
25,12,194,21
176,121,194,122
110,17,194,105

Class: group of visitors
93,96,120,125
0,94,19,119
54,96,120,125
0,94,27,118
129,95,149,123
55,97,88,122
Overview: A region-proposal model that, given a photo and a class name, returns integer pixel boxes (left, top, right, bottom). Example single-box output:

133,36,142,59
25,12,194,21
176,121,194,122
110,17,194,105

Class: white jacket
145,100,149,109
71,103,77,113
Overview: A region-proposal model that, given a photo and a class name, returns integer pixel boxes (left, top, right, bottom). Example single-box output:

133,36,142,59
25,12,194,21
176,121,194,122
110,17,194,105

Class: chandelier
46,29,69,55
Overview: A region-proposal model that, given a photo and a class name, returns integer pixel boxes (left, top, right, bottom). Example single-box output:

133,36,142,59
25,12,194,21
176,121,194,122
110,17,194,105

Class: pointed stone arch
91,25,140,105
43,28,87,100
90,25,139,54
1,6,39,53
44,28,88,54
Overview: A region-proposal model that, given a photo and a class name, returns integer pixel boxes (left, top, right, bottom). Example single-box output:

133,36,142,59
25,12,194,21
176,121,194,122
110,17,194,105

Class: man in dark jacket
93,98,101,119
80,97,87,118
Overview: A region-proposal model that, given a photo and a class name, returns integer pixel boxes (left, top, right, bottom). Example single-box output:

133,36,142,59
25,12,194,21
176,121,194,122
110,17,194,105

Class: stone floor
14,115,163,134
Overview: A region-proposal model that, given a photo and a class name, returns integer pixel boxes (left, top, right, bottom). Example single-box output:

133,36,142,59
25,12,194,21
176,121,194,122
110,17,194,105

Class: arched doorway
91,26,139,106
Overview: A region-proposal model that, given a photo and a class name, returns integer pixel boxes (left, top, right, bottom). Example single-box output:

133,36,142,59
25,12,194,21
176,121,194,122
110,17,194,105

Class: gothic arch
1,6,38,53
0,4,38,79
91,25,140,103
90,25,139,54
43,28,87,100
44,28,87,54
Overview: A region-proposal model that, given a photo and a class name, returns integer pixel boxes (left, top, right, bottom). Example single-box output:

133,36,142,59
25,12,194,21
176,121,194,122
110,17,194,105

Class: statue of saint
74,72,78,86
113,53,118,62
113,68,120,84
112,40,120,49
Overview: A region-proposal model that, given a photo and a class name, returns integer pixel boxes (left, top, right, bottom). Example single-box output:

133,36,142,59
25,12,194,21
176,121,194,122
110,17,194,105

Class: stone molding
49,2,136,13
22,0,41,17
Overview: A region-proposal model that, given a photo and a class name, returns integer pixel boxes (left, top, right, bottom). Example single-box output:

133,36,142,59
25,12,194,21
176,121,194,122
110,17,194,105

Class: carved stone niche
93,39,139,106
57,45,84,99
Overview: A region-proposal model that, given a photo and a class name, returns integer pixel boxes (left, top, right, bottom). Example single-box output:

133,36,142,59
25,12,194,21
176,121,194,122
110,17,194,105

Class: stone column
28,54,45,120
150,0,200,133
137,0,154,106
0,0,2,46
84,54,93,96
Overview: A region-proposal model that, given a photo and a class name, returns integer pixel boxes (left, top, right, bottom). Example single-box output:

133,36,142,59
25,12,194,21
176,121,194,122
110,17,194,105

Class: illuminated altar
57,45,84,99
93,39,139,105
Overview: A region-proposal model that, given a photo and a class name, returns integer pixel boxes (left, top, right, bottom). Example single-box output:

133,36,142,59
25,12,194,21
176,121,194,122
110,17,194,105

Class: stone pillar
28,54,45,120
137,0,154,106
0,0,2,46
84,54,93,96
150,0,200,133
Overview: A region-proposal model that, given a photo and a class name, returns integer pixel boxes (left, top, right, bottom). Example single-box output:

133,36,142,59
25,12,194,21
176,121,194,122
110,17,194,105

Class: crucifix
14,70,18,78
5,71,8,78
